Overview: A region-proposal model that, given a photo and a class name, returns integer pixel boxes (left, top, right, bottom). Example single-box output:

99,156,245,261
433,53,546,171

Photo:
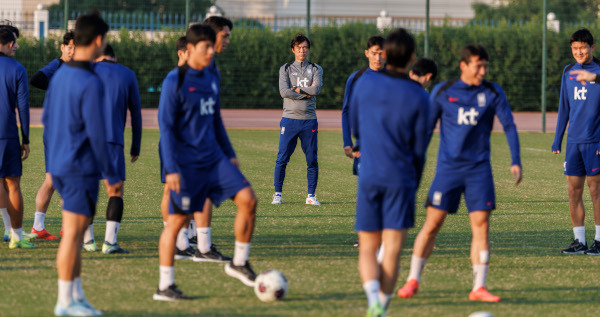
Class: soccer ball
468,312,495,317
254,270,288,302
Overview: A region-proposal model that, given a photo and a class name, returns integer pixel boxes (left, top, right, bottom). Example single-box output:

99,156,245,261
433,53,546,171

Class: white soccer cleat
271,193,282,205
306,195,321,206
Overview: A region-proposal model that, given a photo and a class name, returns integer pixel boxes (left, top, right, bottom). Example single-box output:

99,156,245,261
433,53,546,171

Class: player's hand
344,146,354,158
230,157,240,169
131,155,139,163
510,164,522,185
166,173,181,194
294,87,301,94
569,69,597,86
552,150,560,154
353,150,361,158
21,144,29,161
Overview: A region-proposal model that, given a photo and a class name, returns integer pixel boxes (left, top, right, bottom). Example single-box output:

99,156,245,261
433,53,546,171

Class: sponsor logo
593,168,599,172
574,86,587,100
297,77,309,88
200,97,215,115
457,107,479,125
182,196,190,211
477,92,486,107
281,127,285,135
570,76,577,80
188,87,197,92
564,161,567,172
448,97,459,102
211,82,218,94
487,201,493,206
312,129,317,133
433,191,442,205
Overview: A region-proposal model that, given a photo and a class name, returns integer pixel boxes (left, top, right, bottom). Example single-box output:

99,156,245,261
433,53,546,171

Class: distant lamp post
547,12,559,32
206,6,222,19
376,10,392,32
34,3,49,40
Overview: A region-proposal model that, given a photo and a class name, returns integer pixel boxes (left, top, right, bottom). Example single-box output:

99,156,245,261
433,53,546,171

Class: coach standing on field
272,33,323,206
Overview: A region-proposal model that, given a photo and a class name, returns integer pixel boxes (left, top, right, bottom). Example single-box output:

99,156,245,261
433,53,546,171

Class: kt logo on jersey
574,87,587,100
457,107,479,125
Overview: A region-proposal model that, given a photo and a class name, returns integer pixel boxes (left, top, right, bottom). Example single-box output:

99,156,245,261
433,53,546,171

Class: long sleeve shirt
0,53,29,144
206,59,236,159
279,60,323,120
429,79,521,170
341,67,376,148
29,58,63,90
42,61,119,184
94,60,142,156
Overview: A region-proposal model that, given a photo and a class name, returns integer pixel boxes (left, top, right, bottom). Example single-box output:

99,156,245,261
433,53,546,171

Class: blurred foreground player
350,29,429,317
398,44,522,302
43,13,121,316
409,57,437,89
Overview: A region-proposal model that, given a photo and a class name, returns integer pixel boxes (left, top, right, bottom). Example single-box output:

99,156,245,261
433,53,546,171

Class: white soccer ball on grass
254,270,288,302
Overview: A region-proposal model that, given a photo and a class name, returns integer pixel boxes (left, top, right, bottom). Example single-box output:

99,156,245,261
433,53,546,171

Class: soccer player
28,31,75,240
0,25,33,249
398,44,522,302
43,13,120,315
409,57,438,89
155,24,258,301
86,43,142,254
350,29,429,317
552,28,600,256
272,33,323,205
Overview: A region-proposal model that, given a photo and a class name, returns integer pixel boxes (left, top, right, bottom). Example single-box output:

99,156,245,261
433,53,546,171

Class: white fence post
33,4,48,39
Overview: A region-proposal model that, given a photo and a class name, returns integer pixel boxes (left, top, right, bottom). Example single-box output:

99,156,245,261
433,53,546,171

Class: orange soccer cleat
397,279,419,298
469,287,501,302
31,228,59,240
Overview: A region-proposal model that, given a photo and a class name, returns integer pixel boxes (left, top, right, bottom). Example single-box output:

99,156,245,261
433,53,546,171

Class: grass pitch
1,128,599,316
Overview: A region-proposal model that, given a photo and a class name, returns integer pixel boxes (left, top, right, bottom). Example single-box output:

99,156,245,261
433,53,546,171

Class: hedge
14,22,594,111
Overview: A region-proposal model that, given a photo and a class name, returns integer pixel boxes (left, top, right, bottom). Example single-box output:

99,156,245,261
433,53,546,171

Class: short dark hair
203,16,233,33
460,44,489,64
176,36,187,52
0,27,16,45
103,43,115,58
411,58,438,81
186,24,216,46
571,28,594,46
383,28,415,68
0,21,19,39
290,33,310,49
366,36,384,49
63,31,74,45
74,12,109,46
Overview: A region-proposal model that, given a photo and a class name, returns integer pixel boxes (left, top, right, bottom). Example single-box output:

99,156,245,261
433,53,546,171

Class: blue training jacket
159,65,228,175
94,60,142,156
42,61,120,184
350,70,430,188
552,60,600,151
341,67,377,148
430,79,521,169
0,53,29,144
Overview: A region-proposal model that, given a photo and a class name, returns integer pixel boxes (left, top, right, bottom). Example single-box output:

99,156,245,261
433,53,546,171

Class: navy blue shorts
102,143,126,181
352,157,359,176
355,182,416,231
159,145,166,183
52,175,99,217
564,142,600,176
427,163,495,213
0,139,22,178
44,142,49,173
169,157,250,215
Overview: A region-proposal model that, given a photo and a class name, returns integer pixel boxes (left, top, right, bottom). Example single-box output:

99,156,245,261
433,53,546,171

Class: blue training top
430,79,521,169
350,70,430,188
552,60,600,151
42,61,119,184
206,59,236,159
341,67,377,148
94,60,143,156
159,65,228,175
0,53,29,144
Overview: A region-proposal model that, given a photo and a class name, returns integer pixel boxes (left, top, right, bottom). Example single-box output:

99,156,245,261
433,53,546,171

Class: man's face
188,40,215,69
365,45,384,70
214,26,231,54
409,71,433,89
292,41,309,62
7,32,18,57
60,39,75,61
460,55,488,86
571,41,595,64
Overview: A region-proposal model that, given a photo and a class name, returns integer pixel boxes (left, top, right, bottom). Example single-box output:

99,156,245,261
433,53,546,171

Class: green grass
1,128,599,316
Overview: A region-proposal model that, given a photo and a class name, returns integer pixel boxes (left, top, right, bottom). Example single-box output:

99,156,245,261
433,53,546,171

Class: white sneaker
271,193,282,205
306,195,321,206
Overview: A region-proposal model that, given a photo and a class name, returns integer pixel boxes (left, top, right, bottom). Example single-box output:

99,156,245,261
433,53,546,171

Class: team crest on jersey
307,68,312,75
211,81,218,95
477,93,486,107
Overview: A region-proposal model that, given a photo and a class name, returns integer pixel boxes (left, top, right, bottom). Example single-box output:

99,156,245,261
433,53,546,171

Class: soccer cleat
584,240,600,255
366,302,385,317
153,284,192,301
174,247,195,260
193,244,232,263
397,279,419,298
8,238,36,249
23,232,38,241
468,286,501,302
83,239,97,252
3,230,9,242
54,301,102,316
188,236,197,247
353,240,359,247
102,241,130,254
271,193,282,205
561,239,588,254
225,261,257,287
306,195,321,205
31,228,59,240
